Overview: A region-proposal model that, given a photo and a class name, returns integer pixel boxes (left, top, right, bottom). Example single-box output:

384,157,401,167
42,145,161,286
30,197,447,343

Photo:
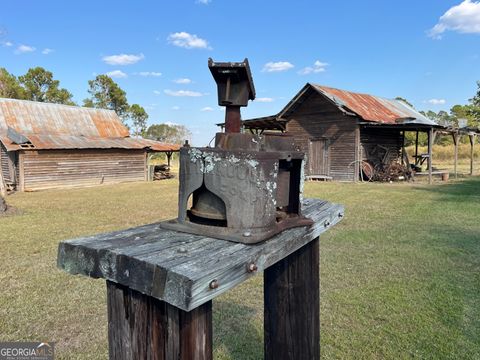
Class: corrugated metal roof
0,98,180,152
311,84,438,126
0,98,129,137
0,133,181,152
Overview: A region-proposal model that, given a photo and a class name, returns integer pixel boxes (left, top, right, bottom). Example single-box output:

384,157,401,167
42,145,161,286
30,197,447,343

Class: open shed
0,98,179,191
235,83,451,182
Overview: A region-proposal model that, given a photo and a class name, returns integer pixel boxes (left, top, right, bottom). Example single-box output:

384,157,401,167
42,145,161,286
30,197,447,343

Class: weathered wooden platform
57,198,344,312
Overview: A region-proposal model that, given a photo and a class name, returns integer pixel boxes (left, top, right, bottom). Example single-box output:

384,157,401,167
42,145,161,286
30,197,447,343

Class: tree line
0,67,191,143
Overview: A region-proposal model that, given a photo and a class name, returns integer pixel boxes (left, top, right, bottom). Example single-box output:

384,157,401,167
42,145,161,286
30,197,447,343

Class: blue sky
1,0,480,145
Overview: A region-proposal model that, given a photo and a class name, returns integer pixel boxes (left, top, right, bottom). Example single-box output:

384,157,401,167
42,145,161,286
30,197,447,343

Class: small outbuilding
0,98,179,191
237,83,444,182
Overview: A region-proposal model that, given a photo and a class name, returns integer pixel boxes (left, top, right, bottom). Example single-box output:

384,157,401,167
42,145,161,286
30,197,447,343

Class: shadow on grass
213,299,263,359
415,176,480,199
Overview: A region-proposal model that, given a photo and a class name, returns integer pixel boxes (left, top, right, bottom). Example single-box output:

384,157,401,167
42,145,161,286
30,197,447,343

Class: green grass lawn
1,178,479,359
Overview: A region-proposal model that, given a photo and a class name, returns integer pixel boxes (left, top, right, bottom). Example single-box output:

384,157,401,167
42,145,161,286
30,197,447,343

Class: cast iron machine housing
161,58,313,244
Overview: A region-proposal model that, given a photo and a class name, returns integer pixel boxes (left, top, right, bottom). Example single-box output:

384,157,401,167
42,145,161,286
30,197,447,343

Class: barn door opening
308,139,328,175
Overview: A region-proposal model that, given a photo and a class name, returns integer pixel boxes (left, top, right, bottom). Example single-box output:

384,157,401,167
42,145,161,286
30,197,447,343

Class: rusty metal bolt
248,263,258,273
324,220,330,228
338,212,344,218
209,279,219,289
243,231,252,237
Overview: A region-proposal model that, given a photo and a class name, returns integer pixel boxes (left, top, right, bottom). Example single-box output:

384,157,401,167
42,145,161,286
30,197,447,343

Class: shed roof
311,84,438,126
240,83,440,130
0,98,179,152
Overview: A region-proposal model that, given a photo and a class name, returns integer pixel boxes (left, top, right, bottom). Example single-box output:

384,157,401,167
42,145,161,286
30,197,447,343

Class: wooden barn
238,83,441,182
0,98,178,191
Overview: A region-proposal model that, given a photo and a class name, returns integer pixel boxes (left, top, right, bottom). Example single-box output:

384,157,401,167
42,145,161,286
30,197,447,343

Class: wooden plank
107,281,212,360
354,126,360,182
428,129,433,184
58,199,344,311
470,134,476,176
453,132,458,179
264,238,319,360
0,160,6,197
18,151,25,192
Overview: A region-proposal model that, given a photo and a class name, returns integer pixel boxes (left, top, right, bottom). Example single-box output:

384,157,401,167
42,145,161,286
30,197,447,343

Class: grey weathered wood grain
58,198,344,311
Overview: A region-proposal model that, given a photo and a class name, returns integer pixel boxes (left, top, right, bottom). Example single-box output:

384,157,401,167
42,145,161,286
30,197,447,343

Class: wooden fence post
264,238,320,360
470,134,476,176
107,281,212,360
452,132,458,179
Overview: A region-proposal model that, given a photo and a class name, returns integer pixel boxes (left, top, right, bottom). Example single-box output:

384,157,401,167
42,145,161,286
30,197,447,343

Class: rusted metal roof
310,84,438,126
235,83,440,131
0,98,180,152
0,98,129,137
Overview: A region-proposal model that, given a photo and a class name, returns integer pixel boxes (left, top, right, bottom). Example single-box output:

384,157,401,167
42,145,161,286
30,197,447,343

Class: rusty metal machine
161,58,312,244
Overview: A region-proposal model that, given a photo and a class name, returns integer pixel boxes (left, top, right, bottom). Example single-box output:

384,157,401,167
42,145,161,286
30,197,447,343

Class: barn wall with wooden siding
1,142,17,185
360,127,403,165
285,93,359,181
21,149,146,191
1,143,10,182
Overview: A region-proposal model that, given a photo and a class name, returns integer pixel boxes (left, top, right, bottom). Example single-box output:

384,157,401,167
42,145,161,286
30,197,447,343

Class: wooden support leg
470,134,476,176
428,129,433,184
264,238,320,360
453,133,458,180
107,281,212,360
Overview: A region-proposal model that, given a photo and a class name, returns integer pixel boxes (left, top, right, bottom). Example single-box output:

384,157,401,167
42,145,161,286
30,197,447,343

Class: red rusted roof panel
0,98,128,137
313,85,400,124
0,99,181,152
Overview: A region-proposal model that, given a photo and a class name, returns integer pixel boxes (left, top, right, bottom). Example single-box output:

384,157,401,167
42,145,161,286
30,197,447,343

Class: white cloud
429,0,480,39
2,41,13,47
426,98,446,105
164,89,204,97
137,71,162,77
197,0,211,3
173,78,192,84
262,61,294,72
106,70,127,78
201,106,214,111
299,60,329,75
172,106,181,110
153,90,162,95
42,48,54,55
15,44,35,54
167,32,210,49
255,97,274,103
102,53,144,65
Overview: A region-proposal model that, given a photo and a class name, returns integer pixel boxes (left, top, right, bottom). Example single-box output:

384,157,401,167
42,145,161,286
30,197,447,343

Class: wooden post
452,132,459,179
414,131,419,165
470,134,476,176
107,281,213,360
0,164,6,198
401,131,406,166
264,238,320,360
166,151,172,169
354,127,360,182
428,129,433,184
